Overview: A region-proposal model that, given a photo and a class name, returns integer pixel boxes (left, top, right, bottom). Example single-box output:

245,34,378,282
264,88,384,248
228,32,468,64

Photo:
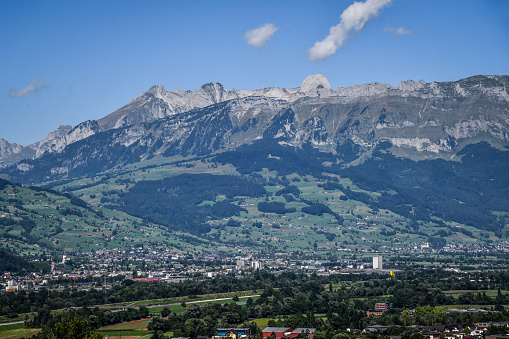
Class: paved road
0,320,24,327
145,294,260,309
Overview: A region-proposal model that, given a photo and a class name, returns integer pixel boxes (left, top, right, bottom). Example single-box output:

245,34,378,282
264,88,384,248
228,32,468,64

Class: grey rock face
1,74,508,170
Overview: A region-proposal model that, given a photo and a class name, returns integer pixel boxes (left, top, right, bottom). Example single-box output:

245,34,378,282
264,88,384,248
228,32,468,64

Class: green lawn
252,318,272,330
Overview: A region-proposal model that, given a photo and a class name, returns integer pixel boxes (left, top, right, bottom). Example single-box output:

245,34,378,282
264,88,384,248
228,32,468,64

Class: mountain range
2,74,508,176
1,74,508,254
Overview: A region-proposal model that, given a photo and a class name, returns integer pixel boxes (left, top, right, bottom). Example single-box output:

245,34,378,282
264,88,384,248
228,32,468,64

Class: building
5,279,18,292
367,325,387,333
262,327,294,338
375,302,392,311
252,261,262,270
373,256,383,269
216,328,250,339
289,328,316,339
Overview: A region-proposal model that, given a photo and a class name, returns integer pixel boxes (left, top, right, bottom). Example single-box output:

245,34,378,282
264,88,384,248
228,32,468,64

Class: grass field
443,290,509,298
0,323,40,339
96,319,152,338
438,305,497,310
252,318,271,330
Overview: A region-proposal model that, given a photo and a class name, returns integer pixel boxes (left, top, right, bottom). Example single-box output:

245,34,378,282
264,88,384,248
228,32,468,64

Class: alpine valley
1,74,509,257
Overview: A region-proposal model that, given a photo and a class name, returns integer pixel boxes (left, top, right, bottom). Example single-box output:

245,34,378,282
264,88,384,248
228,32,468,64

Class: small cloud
309,0,393,61
9,79,48,98
385,25,413,35
244,23,279,48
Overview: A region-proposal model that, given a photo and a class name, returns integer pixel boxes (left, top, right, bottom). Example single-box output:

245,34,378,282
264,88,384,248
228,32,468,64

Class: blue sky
1,0,508,145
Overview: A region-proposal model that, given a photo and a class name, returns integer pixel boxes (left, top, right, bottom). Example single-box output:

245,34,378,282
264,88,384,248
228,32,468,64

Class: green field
438,305,499,310
0,179,221,256
0,323,40,339
96,319,152,338
443,290,509,298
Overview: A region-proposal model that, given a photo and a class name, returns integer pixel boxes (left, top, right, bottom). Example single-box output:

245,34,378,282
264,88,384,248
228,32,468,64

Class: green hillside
36,144,508,256
1,140,508,257
0,178,218,256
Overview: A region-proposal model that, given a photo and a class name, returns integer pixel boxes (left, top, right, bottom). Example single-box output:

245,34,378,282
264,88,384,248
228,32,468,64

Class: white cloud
9,79,48,98
308,0,393,61
244,23,279,48
385,25,413,35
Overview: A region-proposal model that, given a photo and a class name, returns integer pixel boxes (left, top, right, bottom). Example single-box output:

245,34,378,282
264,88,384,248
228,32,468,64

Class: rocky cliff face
29,125,73,157
0,139,36,168
1,74,508,177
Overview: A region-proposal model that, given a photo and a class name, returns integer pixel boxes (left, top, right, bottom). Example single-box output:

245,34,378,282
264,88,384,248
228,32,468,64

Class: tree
332,334,350,339
35,316,102,339
148,317,167,332
151,330,169,339
161,307,171,317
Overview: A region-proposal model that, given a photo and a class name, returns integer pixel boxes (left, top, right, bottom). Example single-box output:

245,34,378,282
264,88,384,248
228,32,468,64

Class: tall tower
373,255,383,269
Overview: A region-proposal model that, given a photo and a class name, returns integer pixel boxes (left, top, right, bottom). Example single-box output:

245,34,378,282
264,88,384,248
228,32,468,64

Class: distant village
2,254,404,293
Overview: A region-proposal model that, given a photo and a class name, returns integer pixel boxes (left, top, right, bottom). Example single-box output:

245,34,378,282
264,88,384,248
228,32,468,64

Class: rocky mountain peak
200,82,228,103
147,84,166,97
1,74,508,171
397,79,426,92
300,74,331,93
0,138,23,156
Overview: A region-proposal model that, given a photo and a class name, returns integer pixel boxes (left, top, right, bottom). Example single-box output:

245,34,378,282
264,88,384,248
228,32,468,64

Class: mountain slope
2,74,507,170
0,75,508,252
3,75,509,185
0,178,218,255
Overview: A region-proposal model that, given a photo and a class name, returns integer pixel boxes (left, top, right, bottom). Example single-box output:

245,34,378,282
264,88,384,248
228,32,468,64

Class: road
0,320,24,327
145,294,260,309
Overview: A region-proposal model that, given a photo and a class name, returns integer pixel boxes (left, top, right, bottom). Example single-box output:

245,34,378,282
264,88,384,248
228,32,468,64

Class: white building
373,256,383,269
5,279,19,292
251,261,262,270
